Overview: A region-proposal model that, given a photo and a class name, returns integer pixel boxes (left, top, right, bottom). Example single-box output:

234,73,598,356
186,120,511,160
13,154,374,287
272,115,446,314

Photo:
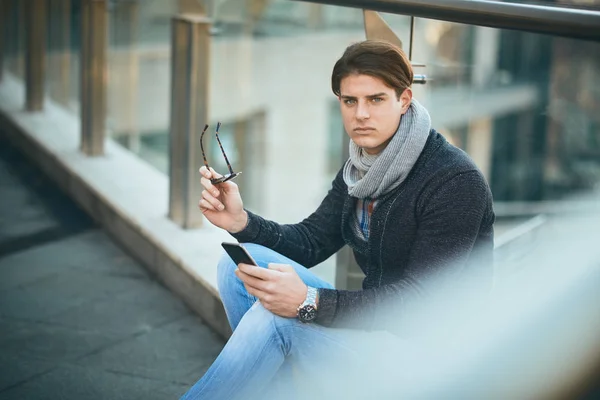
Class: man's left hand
235,263,307,318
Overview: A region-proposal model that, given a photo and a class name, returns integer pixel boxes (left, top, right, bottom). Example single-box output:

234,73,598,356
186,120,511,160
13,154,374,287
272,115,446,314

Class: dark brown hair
331,40,413,99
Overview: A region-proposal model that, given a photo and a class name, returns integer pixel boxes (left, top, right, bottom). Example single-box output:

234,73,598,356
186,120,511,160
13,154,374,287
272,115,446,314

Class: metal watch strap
297,286,318,322
302,286,317,309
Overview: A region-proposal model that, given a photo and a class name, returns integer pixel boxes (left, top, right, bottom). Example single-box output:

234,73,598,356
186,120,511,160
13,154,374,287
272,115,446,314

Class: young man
181,40,495,399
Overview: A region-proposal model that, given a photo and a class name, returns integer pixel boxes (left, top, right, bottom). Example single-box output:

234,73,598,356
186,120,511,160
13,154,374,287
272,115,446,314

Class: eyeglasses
200,122,242,184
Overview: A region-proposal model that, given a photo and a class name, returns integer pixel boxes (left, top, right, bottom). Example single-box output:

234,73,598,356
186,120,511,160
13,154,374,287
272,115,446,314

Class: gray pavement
0,135,224,399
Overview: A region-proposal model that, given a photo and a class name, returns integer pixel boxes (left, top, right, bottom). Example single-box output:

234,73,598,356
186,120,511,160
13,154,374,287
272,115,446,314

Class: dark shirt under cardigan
232,129,495,332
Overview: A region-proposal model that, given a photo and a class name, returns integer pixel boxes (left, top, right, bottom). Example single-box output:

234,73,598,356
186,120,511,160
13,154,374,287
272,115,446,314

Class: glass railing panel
205,1,370,279
210,0,365,37
106,0,178,164
399,17,600,237
99,0,369,279
206,0,366,223
3,0,26,80
45,0,81,116
96,0,598,277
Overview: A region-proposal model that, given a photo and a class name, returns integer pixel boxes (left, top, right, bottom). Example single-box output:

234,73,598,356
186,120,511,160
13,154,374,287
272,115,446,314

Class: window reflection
375,15,600,207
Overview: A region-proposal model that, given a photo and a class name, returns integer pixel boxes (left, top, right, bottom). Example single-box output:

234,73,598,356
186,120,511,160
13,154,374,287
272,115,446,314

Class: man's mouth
354,127,375,132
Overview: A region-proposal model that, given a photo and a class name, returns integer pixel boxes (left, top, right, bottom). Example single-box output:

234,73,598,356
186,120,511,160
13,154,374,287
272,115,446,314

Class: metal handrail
292,0,600,41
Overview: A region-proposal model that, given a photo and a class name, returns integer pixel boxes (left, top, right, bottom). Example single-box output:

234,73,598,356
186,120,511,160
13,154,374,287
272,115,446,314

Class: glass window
205,1,366,225
3,0,26,80
380,15,600,239
45,0,81,116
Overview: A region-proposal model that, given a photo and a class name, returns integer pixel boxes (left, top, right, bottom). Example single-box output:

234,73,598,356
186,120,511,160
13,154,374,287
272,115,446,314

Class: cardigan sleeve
315,170,494,331
230,169,347,268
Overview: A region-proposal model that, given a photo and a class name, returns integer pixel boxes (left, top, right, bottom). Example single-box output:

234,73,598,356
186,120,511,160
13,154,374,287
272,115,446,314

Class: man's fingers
236,268,269,291
199,199,216,212
243,283,267,300
199,166,211,179
268,263,293,272
238,263,278,280
209,167,223,179
199,167,223,196
200,176,220,197
202,190,224,211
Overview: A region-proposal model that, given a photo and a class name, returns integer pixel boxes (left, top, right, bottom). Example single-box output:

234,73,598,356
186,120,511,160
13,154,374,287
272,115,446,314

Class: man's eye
343,99,356,105
371,97,383,103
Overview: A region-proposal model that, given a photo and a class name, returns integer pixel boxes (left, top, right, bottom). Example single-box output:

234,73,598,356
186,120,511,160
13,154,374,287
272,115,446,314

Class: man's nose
355,102,370,120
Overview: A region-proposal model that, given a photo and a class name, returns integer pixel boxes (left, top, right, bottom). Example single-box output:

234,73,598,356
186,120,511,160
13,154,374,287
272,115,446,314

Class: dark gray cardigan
232,129,495,331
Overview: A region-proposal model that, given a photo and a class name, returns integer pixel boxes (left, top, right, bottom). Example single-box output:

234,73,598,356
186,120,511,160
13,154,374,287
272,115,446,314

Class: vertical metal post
80,0,108,156
48,0,71,106
409,16,415,61
168,15,212,228
25,0,46,111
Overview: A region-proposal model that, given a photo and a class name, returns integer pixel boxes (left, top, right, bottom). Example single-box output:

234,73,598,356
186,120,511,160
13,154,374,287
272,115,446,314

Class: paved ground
0,135,224,399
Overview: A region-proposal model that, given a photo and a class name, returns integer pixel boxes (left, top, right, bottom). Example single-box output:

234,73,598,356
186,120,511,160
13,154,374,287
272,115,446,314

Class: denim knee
244,302,295,352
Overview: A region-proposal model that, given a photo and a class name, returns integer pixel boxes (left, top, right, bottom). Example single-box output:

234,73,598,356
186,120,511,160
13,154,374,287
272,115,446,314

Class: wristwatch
297,286,318,323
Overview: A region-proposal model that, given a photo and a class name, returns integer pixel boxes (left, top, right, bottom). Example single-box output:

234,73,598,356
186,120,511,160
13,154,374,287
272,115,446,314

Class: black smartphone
221,242,258,266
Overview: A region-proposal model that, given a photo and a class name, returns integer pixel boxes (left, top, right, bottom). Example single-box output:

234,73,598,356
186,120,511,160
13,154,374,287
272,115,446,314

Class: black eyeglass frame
200,122,242,184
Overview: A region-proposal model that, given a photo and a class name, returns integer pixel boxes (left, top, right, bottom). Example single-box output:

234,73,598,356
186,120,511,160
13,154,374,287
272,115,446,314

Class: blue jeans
180,244,378,400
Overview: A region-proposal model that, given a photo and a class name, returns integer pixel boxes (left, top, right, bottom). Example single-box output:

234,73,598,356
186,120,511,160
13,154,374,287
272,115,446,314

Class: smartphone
221,242,258,266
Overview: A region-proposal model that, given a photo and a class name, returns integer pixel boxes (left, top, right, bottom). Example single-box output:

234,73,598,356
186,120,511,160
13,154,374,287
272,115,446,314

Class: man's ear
400,88,413,113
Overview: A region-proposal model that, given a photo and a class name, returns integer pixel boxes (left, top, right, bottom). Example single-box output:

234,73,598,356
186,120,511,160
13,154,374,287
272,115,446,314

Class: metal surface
294,0,600,41
408,16,415,60
413,74,427,84
168,15,212,228
362,10,427,84
25,0,46,111
80,0,108,156
48,0,71,106
363,10,403,49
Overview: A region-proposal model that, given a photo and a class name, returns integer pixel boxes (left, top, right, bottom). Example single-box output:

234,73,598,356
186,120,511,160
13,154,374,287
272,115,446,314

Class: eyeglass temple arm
214,122,235,174
200,124,210,169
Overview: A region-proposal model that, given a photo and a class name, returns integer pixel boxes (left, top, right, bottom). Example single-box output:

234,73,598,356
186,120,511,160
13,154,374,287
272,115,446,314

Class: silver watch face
298,304,317,323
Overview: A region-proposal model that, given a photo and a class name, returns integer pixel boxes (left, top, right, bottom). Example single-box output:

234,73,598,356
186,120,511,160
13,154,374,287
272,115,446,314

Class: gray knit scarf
343,99,431,199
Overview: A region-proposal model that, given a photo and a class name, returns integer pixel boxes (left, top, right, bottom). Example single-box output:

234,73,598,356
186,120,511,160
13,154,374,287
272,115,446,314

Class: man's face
339,74,411,155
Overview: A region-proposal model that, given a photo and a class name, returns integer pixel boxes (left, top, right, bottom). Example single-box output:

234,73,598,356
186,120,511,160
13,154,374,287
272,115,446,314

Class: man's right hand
198,166,248,233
